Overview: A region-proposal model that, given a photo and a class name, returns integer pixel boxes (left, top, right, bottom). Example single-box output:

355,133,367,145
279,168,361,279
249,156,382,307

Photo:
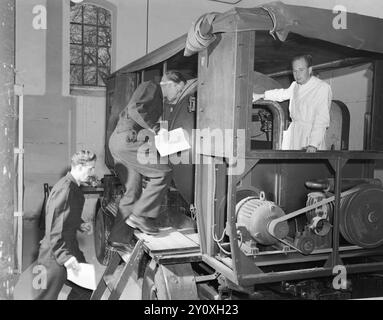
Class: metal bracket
14,148,24,154
195,272,220,283
324,253,343,268
188,96,196,113
328,157,348,172
14,84,24,96
234,159,259,185
14,211,24,217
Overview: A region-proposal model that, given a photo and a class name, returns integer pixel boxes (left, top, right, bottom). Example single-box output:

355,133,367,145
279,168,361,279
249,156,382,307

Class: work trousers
109,162,172,243
108,129,172,243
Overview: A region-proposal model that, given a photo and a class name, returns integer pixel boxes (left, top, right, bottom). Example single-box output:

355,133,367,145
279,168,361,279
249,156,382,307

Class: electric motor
236,196,289,245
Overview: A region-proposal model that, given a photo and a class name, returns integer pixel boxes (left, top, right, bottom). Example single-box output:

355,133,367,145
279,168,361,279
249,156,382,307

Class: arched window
70,2,112,87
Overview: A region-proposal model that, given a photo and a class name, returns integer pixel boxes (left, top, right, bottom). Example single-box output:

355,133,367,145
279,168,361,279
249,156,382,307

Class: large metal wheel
141,260,199,300
141,260,167,300
94,200,115,265
340,184,383,248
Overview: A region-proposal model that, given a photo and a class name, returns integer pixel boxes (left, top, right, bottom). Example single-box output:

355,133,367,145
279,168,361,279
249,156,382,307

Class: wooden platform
134,228,200,256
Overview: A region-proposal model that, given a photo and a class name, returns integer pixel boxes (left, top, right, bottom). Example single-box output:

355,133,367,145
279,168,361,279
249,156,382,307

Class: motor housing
236,196,289,246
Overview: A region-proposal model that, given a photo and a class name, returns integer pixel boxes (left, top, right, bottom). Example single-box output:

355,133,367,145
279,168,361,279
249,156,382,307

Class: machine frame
96,3,383,299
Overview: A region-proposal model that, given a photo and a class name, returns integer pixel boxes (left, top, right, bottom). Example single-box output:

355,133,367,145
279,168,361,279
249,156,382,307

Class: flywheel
340,184,383,248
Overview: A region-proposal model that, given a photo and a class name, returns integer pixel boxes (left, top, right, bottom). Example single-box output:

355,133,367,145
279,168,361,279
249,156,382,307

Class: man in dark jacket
14,150,96,300
108,70,186,243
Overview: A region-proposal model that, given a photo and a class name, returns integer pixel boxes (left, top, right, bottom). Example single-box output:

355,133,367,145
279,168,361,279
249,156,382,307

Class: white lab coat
265,76,332,150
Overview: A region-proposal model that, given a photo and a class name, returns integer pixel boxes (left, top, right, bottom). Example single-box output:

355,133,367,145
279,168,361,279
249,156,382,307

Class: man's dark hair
292,54,313,68
164,70,187,85
71,150,97,168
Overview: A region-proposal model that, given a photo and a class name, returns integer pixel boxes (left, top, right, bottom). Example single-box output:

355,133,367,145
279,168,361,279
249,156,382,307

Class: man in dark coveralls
14,150,96,300
108,70,186,244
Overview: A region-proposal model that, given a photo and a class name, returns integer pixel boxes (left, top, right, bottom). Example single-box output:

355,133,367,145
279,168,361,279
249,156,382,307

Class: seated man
108,70,186,245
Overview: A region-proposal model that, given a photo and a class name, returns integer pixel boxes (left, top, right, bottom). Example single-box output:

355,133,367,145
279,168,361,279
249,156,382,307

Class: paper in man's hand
154,128,191,157
67,263,97,291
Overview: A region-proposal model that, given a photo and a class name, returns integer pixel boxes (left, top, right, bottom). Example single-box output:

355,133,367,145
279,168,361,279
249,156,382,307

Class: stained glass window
70,3,112,87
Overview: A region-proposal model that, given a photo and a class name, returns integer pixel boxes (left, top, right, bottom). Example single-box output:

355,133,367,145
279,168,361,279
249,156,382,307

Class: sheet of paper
67,263,97,291
154,128,191,157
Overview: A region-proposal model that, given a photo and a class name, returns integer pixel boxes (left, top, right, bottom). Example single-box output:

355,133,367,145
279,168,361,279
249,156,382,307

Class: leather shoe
107,240,134,252
125,214,159,235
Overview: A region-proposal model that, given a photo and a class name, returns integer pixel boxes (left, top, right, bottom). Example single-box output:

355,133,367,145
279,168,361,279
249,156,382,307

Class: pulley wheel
295,236,315,255
340,185,383,248
141,260,198,300
141,260,165,300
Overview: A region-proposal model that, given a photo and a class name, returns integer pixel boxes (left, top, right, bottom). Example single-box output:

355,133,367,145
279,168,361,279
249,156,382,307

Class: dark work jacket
115,80,163,134
109,80,171,176
13,173,87,300
38,172,85,266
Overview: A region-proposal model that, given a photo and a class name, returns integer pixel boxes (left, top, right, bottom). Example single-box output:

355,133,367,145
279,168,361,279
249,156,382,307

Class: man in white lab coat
253,54,332,152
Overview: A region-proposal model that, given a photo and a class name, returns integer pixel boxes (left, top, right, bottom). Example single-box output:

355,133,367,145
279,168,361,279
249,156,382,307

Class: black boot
125,214,159,235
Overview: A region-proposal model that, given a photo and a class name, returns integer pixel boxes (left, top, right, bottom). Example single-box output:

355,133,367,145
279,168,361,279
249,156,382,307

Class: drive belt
267,188,359,253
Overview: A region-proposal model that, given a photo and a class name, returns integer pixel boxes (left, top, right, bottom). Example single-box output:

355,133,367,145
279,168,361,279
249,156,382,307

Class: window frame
70,2,112,88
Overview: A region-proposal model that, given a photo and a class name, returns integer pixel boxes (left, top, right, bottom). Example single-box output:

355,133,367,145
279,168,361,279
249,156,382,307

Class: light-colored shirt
265,76,332,150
